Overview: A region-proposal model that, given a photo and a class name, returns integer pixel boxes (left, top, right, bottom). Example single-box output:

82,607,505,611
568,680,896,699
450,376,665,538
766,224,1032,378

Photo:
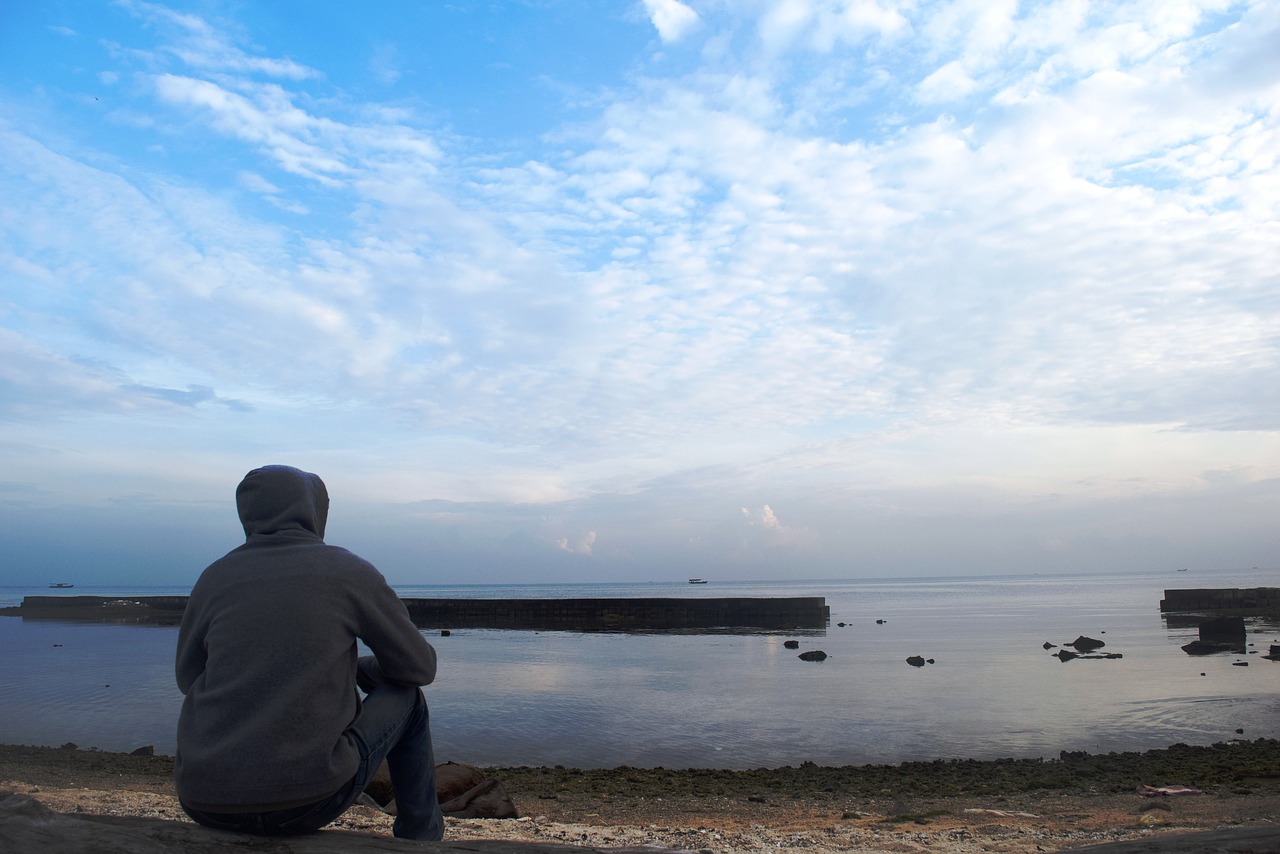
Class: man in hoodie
175,465,444,840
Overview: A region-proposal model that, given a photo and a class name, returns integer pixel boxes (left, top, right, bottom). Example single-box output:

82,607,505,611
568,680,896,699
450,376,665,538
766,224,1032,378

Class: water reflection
3,570,1278,768
0,619,182,753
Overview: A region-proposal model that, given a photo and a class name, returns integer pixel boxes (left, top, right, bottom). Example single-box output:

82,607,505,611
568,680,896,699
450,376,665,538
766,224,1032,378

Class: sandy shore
3,740,1279,852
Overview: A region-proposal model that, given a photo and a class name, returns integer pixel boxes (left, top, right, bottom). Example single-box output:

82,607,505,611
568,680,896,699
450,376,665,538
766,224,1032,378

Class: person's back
175,465,444,839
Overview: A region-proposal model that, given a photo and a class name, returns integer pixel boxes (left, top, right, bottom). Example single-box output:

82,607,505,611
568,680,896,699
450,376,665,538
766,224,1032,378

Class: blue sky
2,0,1278,586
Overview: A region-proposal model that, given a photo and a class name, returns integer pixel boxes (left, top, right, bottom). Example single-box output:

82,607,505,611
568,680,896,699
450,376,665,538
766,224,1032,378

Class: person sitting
174,464,443,840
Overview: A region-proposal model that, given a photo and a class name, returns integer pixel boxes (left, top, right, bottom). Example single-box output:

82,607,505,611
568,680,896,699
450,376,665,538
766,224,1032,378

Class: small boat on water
688,578,707,584
48,582,75,588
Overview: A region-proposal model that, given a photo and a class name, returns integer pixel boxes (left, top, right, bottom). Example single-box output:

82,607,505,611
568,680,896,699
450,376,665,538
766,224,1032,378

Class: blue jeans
182,683,444,840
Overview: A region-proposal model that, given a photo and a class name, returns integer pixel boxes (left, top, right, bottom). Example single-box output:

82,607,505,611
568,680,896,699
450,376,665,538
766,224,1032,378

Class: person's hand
356,655,384,693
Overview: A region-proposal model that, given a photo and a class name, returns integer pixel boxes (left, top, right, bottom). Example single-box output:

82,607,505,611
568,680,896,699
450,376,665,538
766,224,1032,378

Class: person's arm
175,607,208,694
355,566,437,687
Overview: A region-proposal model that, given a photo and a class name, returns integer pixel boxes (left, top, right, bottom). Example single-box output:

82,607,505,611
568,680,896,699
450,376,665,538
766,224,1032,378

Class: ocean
1,568,1277,769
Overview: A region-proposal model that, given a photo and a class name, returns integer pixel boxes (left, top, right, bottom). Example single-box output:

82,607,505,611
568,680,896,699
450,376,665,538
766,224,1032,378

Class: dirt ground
3,740,1279,852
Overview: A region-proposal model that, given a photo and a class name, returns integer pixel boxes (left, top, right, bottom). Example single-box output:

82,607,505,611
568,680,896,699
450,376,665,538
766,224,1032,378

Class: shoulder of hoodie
197,539,387,582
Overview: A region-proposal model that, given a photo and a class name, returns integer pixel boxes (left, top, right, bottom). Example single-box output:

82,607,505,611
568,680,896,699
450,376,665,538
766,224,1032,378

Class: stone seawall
1160,587,1280,616
0,596,189,626
2,595,830,632
401,597,829,631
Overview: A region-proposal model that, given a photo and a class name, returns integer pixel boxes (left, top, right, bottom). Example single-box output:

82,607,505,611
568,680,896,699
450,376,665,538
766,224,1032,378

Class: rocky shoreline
3,740,1279,852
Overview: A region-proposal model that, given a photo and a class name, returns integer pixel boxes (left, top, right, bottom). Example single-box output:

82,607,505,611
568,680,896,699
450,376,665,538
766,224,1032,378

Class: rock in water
1198,617,1246,647
798,650,828,661
905,655,926,667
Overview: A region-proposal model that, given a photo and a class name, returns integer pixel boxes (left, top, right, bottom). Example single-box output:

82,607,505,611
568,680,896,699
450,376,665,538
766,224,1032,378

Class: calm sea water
1,569,1277,769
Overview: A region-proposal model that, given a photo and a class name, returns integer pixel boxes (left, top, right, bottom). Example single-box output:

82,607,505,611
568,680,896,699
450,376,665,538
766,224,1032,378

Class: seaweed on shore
486,739,1280,801
2,738,1277,803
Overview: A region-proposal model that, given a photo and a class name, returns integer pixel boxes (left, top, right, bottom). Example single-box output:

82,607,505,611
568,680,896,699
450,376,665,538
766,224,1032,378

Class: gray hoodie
175,465,437,810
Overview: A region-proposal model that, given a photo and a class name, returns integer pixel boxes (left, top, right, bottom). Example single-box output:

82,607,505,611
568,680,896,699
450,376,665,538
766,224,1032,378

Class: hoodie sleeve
353,563,437,687
175,598,209,695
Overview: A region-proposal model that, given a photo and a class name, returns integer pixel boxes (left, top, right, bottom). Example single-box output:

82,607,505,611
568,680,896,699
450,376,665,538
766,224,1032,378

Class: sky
1,0,1278,587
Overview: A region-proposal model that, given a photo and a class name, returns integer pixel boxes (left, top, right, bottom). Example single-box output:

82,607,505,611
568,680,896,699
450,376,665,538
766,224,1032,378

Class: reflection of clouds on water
463,661,580,694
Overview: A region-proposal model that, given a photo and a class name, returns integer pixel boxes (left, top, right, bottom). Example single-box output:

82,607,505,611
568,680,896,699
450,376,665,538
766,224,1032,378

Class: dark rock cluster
1048,635,1123,661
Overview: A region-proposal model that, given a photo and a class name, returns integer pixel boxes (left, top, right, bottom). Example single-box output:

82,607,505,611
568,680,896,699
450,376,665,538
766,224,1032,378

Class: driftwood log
0,792,644,854
6,790,1280,854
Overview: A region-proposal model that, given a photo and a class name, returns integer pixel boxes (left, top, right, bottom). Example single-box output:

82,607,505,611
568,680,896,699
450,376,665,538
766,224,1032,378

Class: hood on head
235,465,330,539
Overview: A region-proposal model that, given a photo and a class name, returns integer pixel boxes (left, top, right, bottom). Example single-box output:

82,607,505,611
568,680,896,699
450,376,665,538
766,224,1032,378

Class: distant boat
688,578,708,584
1177,568,1189,572
49,582,74,588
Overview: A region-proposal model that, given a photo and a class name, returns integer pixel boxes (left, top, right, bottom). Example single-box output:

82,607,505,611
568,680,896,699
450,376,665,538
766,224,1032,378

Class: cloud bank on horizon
1,0,1278,585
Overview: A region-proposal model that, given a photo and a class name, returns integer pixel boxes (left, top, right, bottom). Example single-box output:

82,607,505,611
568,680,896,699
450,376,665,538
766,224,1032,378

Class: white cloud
152,75,353,184
922,0,1017,63
13,1,1276,463
642,0,701,43
557,531,598,555
756,0,909,54
917,60,976,102
0,330,127,419
742,504,782,529
758,0,815,54
2,1,1278,580
369,43,402,86
237,170,280,194
121,0,319,80
237,170,310,213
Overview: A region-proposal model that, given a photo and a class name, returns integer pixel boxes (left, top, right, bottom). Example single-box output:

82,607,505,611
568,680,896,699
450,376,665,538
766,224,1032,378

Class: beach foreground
2,741,1278,852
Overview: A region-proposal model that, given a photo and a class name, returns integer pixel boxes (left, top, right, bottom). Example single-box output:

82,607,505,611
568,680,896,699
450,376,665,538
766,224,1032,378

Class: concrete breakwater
1160,587,1280,616
0,596,189,625
1,595,830,632
400,597,829,631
